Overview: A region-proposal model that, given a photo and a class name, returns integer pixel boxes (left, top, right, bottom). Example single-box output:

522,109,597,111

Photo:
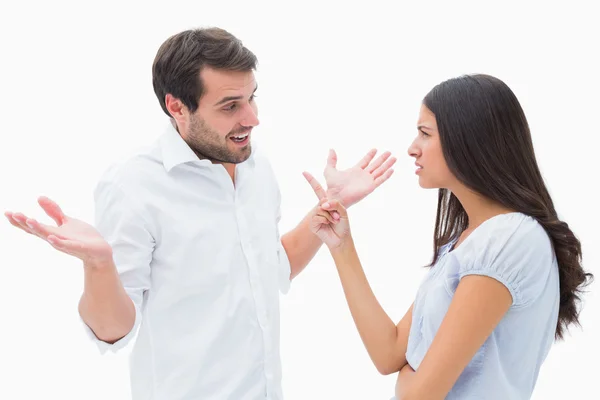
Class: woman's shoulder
462,212,552,256
452,212,556,307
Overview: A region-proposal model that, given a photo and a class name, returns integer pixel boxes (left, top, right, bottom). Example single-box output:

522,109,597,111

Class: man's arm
283,148,396,279
78,259,136,343
82,180,154,348
280,204,324,280
5,195,143,345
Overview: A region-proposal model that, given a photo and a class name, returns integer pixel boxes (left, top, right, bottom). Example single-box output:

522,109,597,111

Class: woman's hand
308,198,351,250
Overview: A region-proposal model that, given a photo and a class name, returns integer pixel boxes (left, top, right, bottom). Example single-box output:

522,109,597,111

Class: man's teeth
232,133,249,139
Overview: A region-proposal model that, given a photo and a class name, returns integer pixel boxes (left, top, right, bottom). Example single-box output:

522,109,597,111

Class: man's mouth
230,131,250,144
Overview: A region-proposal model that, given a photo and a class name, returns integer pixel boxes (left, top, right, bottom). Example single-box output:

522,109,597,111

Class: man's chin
223,144,252,164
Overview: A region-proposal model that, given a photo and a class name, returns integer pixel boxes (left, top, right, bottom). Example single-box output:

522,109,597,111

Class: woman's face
407,104,457,189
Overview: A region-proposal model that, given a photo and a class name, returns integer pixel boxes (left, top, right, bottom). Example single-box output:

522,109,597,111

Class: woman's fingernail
322,202,330,208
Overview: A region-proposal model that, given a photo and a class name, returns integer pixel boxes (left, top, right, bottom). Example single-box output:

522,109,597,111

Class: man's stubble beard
186,114,252,164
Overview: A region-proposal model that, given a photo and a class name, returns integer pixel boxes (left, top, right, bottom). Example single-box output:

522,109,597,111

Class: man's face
184,67,259,164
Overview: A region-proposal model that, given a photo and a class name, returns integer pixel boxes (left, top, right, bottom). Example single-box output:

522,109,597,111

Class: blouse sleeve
457,213,555,308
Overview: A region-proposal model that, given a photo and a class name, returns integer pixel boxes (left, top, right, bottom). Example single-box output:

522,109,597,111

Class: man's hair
152,27,258,117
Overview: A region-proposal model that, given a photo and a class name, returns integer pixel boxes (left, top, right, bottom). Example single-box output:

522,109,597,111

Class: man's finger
24,218,63,240
355,149,377,169
302,171,327,200
38,196,66,226
374,169,395,187
48,235,86,256
9,213,37,235
5,212,34,234
366,151,391,173
327,149,338,169
372,156,397,178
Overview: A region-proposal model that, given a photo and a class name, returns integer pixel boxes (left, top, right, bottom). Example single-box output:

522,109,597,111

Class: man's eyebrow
214,84,258,106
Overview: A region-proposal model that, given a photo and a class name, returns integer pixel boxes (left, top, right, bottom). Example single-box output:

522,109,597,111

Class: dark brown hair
152,27,257,118
423,74,593,340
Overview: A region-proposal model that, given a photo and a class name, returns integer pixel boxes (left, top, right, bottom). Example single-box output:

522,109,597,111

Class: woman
304,74,593,399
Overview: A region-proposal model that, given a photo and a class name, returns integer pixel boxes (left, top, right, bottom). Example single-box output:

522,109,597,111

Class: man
5,27,396,399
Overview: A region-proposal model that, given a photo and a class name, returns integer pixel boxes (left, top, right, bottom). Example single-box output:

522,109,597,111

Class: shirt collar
159,121,256,172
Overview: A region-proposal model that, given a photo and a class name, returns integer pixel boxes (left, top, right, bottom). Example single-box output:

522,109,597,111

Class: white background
1,1,598,398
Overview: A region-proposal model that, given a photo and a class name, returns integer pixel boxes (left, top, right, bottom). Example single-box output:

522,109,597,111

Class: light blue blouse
399,213,560,399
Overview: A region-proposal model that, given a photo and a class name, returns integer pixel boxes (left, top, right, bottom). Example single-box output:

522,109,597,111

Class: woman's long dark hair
423,74,593,340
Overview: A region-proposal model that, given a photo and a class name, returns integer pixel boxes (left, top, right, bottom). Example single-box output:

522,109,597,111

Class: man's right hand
5,196,113,267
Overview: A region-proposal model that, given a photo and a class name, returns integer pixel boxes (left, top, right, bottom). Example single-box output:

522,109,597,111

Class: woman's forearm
395,364,416,399
330,239,411,375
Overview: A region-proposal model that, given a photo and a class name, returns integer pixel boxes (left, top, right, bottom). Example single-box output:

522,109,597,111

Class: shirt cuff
79,305,141,354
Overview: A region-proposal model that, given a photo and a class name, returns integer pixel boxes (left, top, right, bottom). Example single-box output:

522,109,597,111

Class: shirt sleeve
80,175,154,354
275,184,292,295
457,213,555,308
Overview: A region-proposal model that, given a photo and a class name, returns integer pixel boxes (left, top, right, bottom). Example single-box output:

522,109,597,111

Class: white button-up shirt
82,124,292,400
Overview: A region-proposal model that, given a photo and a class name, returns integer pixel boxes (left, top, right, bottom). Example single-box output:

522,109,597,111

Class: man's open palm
321,149,396,207
5,196,112,265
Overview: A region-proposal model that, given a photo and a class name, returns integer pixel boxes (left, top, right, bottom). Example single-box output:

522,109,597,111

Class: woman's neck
451,185,515,230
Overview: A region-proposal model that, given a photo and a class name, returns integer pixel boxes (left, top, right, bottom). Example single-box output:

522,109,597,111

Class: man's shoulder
95,141,166,194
